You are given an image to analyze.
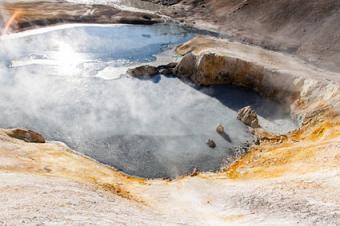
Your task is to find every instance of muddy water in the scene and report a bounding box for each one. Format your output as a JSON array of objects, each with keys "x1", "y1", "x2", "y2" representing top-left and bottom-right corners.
[{"x1": 0, "y1": 24, "x2": 296, "y2": 178}]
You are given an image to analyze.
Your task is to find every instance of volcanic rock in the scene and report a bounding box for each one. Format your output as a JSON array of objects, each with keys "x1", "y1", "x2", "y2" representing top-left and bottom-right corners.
[
  {"x1": 216, "y1": 124, "x2": 225, "y2": 134},
  {"x1": 174, "y1": 53, "x2": 197, "y2": 79},
  {"x1": 157, "y1": 62, "x2": 178, "y2": 76},
  {"x1": 159, "y1": 68, "x2": 173, "y2": 75},
  {"x1": 237, "y1": 106, "x2": 260, "y2": 128},
  {"x1": 4, "y1": 128, "x2": 45, "y2": 143},
  {"x1": 157, "y1": 62, "x2": 178, "y2": 69},
  {"x1": 206, "y1": 139, "x2": 216, "y2": 148},
  {"x1": 127, "y1": 65, "x2": 159, "y2": 77}
]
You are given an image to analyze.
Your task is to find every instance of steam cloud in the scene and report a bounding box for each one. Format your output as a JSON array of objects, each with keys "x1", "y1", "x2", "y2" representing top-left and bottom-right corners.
[{"x1": 0, "y1": 22, "x2": 296, "y2": 178}]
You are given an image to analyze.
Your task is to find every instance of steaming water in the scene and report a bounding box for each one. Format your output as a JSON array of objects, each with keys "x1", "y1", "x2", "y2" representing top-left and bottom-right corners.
[{"x1": 0, "y1": 24, "x2": 296, "y2": 178}]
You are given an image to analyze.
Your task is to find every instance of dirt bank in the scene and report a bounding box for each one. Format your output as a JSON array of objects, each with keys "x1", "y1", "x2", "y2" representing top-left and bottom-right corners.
[{"x1": 0, "y1": 1, "x2": 161, "y2": 33}]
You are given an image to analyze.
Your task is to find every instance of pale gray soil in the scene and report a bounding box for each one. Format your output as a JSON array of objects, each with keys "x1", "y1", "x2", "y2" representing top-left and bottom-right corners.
[
  {"x1": 142, "y1": 0, "x2": 340, "y2": 73},
  {"x1": 1, "y1": 170, "x2": 339, "y2": 226},
  {"x1": 0, "y1": 173, "x2": 180, "y2": 226}
]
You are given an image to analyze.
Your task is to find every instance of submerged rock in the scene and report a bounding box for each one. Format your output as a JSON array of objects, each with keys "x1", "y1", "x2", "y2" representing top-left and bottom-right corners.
[
  {"x1": 237, "y1": 106, "x2": 260, "y2": 128},
  {"x1": 127, "y1": 65, "x2": 159, "y2": 77},
  {"x1": 4, "y1": 128, "x2": 45, "y2": 143}
]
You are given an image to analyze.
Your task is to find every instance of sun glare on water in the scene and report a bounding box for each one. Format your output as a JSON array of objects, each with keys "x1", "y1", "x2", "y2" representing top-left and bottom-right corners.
[
  {"x1": 52, "y1": 42, "x2": 84, "y2": 75},
  {"x1": 2, "y1": 10, "x2": 22, "y2": 35}
]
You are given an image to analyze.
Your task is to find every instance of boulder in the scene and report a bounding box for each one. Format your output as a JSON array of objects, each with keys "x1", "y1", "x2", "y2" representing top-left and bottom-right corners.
[
  {"x1": 157, "y1": 62, "x2": 178, "y2": 69},
  {"x1": 5, "y1": 128, "x2": 45, "y2": 143},
  {"x1": 216, "y1": 124, "x2": 225, "y2": 134},
  {"x1": 159, "y1": 68, "x2": 173, "y2": 75},
  {"x1": 127, "y1": 65, "x2": 159, "y2": 77},
  {"x1": 206, "y1": 139, "x2": 216, "y2": 149},
  {"x1": 237, "y1": 106, "x2": 260, "y2": 128},
  {"x1": 174, "y1": 53, "x2": 197, "y2": 79}
]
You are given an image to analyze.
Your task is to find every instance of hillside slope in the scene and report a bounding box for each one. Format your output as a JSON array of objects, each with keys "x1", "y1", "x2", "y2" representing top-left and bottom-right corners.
[{"x1": 155, "y1": 0, "x2": 340, "y2": 72}]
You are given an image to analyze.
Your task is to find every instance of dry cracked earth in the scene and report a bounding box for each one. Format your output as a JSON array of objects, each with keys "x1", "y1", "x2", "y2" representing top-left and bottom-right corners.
[{"x1": 0, "y1": 0, "x2": 339, "y2": 225}]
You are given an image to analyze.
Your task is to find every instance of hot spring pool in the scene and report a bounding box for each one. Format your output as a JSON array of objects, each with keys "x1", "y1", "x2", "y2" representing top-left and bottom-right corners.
[{"x1": 0, "y1": 24, "x2": 296, "y2": 178}]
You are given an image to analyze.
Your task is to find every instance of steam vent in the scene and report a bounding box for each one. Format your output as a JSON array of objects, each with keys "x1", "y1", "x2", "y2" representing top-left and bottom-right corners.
[{"x1": 0, "y1": 0, "x2": 339, "y2": 225}]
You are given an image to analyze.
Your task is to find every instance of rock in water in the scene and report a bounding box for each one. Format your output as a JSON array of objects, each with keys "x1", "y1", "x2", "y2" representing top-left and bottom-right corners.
[
  {"x1": 5, "y1": 128, "x2": 45, "y2": 143},
  {"x1": 190, "y1": 168, "x2": 199, "y2": 177},
  {"x1": 237, "y1": 106, "x2": 260, "y2": 128},
  {"x1": 207, "y1": 139, "x2": 216, "y2": 148},
  {"x1": 159, "y1": 68, "x2": 173, "y2": 76},
  {"x1": 216, "y1": 124, "x2": 225, "y2": 134},
  {"x1": 157, "y1": 62, "x2": 177, "y2": 70},
  {"x1": 174, "y1": 53, "x2": 197, "y2": 79},
  {"x1": 157, "y1": 62, "x2": 177, "y2": 76},
  {"x1": 127, "y1": 65, "x2": 159, "y2": 77}
]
